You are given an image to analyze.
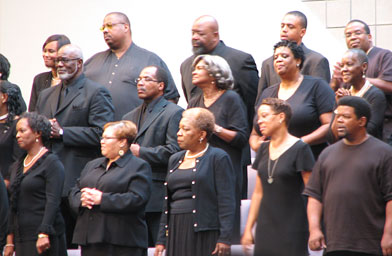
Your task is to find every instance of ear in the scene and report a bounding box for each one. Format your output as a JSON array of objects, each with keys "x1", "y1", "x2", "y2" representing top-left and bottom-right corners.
[
  {"x1": 362, "y1": 62, "x2": 368, "y2": 74},
  {"x1": 158, "y1": 81, "x2": 165, "y2": 92},
  {"x1": 118, "y1": 138, "x2": 127, "y2": 149},
  {"x1": 278, "y1": 112, "x2": 286, "y2": 124},
  {"x1": 358, "y1": 116, "x2": 367, "y2": 127},
  {"x1": 1, "y1": 93, "x2": 8, "y2": 104},
  {"x1": 300, "y1": 27, "x2": 306, "y2": 39},
  {"x1": 77, "y1": 59, "x2": 83, "y2": 69},
  {"x1": 200, "y1": 130, "x2": 207, "y2": 141}
]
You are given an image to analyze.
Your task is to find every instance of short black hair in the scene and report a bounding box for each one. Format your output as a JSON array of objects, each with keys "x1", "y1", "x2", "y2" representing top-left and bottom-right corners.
[
  {"x1": 338, "y1": 96, "x2": 371, "y2": 126},
  {"x1": 286, "y1": 10, "x2": 307, "y2": 29},
  {"x1": 42, "y1": 34, "x2": 71, "y2": 51},
  {"x1": 346, "y1": 48, "x2": 368, "y2": 64},
  {"x1": 274, "y1": 40, "x2": 305, "y2": 70},
  {"x1": 0, "y1": 54, "x2": 11, "y2": 80},
  {"x1": 19, "y1": 112, "x2": 52, "y2": 144},
  {"x1": 347, "y1": 19, "x2": 371, "y2": 34},
  {"x1": 260, "y1": 97, "x2": 293, "y2": 125},
  {"x1": 152, "y1": 65, "x2": 168, "y2": 91}
]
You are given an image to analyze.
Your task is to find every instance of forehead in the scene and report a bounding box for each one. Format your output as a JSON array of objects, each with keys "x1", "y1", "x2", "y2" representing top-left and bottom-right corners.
[
  {"x1": 16, "y1": 118, "x2": 29, "y2": 129},
  {"x1": 192, "y1": 20, "x2": 212, "y2": 33},
  {"x1": 281, "y1": 14, "x2": 301, "y2": 26},
  {"x1": 140, "y1": 67, "x2": 157, "y2": 78},
  {"x1": 44, "y1": 41, "x2": 58, "y2": 50},
  {"x1": 104, "y1": 14, "x2": 121, "y2": 23},
  {"x1": 274, "y1": 46, "x2": 292, "y2": 55},
  {"x1": 336, "y1": 105, "x2": 355, "y2": 114},
  {"x1": 258, "y1": 104, "x2": 272, "y2": 113},
  {"x1": 342, "y1": 51, "x2": 358, "y2": 62},
  {"x1": 103, "y1": 125, "x2": 116, "y2": 135},
  {"x1": 345, "y1": 22, "x2": 366, "y2": 32}
]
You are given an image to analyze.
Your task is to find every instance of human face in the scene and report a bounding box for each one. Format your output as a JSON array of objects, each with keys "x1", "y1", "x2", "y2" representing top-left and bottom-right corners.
[
  {"x1": 257, "y1": 104, "x2": 281, "y2": 136},
  {"x1": 102, "y1": 14, "x2": 127, "y2": 50},
  {"x1": 43, "y1": 41, "x2": 58, "y2": 68},
  {"x1": 191, "y1": 20, "x2": 218, "y2": 55},
  {"x1": 273, "y1": 46, "x2": 300, "y2": 76},
  {"x1": 280, "y1": 14, "x2": 305, "y2": 43},
  {"x1": 137, "y1": 67, "x2": 163, "y2": 102},
  {"x1": 177, "y1": 116, "x2": 203, "y2": 150},
  {"x1": 16, "y1": 118, "x2": 38, "y2": 151},
  {"x1": 56, "y1": 47, "x2": 81, "y2": 81},
  {"x1": 100, "y1": 126, "x2": 122, "y2": 160},
  {"x1": 345, "y1": 22, "x2": 372, "y2": 52},
  {"x1": 341, "y1": 52, "x2": 366, "y2": 85},
  {"x1": 192, "y1": 60, "x2": 213, "y2": 87},
  {"x1": 334, "y1": 105, "x2": 362, "y2": 139}
]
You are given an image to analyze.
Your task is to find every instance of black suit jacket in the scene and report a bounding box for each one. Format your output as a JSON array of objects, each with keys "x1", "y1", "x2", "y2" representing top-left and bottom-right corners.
[
  {"x1": 123, "y1": 97, "x2": 183, "y2": 212},
  {"x1": 29, "y1": 71, "x2": 52, "y2": 112},
  {"x1": 36, "y1": 74, "x2": 115, "y2": 196},
  {"x1": 181, "y1": 40, "x2": 259, "y2": 126}
]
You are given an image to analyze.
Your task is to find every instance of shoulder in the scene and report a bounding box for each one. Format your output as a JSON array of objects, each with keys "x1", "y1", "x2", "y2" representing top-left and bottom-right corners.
[
  {"x1": 130, "y1": 43, "x2": 158, "y2": 58},
  {"x1": 366, "y1": 85, "x2": 386, "y2": 97},
  {"x1": 164, "y1": 100, "x2": 184, "y2": 113},
  {"x1": 122, "y1": 106, "x2": 141, "y2": 121},
  {"x1": 367, "y1": 136, "x2": 392, "y2": 152},
  {"x1": 168, "y1": 151, "x2": 186, "y2": 166},
  {"x1": 33, "y1": 71, "x2": 52, "y2": 81},
  {"x1": 181, "y1": 56, "x2": 194, "y2": 68},
  {"x1": 302, "y1": 75, "x2": 330, "y2": 88},
  {"x1": 262, "y1": 55, "x2": 274, "y2": 66},
  {"x1": 85, "y1": 49, "x2": 111, "y2": 65}
]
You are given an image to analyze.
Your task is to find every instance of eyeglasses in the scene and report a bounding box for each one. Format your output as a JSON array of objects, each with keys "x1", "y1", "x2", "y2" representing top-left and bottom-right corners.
[
  {"x1": 135, "y1": 77, "x2": 160, "y2": 83},
  {"x1": 100, "y1": 22, "x2": 125, "y2": 32},
  {"x1": 100, "y1": 136, "x2": 118, "y2": 141},
  {"x1": 345, "y1": 31, "x2": 367, "y2": 38},
  {"x1": 54, "y1": 58, "x2": 80, "y2": 64}
]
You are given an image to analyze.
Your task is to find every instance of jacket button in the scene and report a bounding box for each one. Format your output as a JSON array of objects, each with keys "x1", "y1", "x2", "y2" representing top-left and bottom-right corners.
[
  {"x1": 192, "y1": 195, "x2": 196, "y2": 199},
  {"x1": 164, "y1": 182, "x2": 167, "y2": 186},
  {"x1": 191, "y1": 181, "x2": 195, "y2": 184},
  {"x1": 165, "y1": 225, "x2": 168, "y2": 228},
  {"x1": 165, "y1": 211, "x2": 168, "y2": 214},
  {"x1": 193, "y1": 210, "x2": 196, "y2": 213},
  {"x1": 194, "y1": 223, "x2": 198, "y2": 227},
  {"x1": 165, "y1": 196, "x2": 168, "y2": 200}
]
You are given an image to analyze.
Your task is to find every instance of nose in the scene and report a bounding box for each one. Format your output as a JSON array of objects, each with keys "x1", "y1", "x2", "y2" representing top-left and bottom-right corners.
[
  {"x1": 192, "y1": 32, "x2": 199, "y2": 41},
  {"x1": 16, "y1": 131, "x2": 21, "y2": 139},
  {"x1": 177, "y1": 129, "x2": 182, "y2": 136}
]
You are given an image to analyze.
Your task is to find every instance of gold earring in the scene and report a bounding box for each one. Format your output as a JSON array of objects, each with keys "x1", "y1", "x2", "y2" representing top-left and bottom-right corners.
[{"x1": 119, "y1": 149, "x2": 124, "y2": 156}]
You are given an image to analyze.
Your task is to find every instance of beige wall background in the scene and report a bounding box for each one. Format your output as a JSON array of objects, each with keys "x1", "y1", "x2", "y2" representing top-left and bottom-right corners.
[{"x1": 0, "y1": 0, "x2": 391, "y2": 109}]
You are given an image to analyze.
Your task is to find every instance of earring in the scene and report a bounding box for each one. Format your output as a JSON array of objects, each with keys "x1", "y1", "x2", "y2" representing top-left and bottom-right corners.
[
  {"x1": 209, "y1": 73, "x2": 213, "y2": 77},
  {"x1": 296, "y1": 63, "x2": 300, "y2": 68},
  {"x1": 35, "y1": 138, "x2": 39, "y2": 143},
  {"x1": 211, "y1": 81, "x2": 215, "y2": 85},
  {"x1": 119, "y1": 149, "x2": 124, "y2": 156},
  {"x1": 199, "y1": 138, "x2": 203, "y2": 143},
  {"x1": 279, "y1": 120, "x2": 282, "y2": 124},
  {"x1": 362, "y1": 72, "x2": 366, "y2": 78}
]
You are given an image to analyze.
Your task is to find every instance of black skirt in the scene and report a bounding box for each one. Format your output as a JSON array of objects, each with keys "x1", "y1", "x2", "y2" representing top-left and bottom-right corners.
[
  {"x1": 81, "y1": 243, "x2": 146, "y2": 256},
  {"x1": 15, "y1": 233, "x2": 67, "y2": 256},
  {"x1": 166, "y1": 213, "x2": 219, "y2": 256}
]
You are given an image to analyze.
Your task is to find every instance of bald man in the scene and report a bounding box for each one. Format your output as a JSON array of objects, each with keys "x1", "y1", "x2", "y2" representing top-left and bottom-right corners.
[
  {"x1": 181, "y1": 15, "x2": 259, "y2": 128},
  {"x1": 85, "y1": 12, "x2": 180, "y2": 120},
  {"x1": 36, "y1": 44, "x2": 115, "y2": 247}
]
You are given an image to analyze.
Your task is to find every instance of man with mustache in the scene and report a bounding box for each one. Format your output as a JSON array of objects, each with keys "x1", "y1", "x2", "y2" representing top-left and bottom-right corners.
[
  {"x1": 84, "y1": 12, "x2": 179, "y2": 121},
  {"x1": 123, "y1": 65, "x2": 183, "y2": 247},
  {"x1": 304, "y1": 96, "x2": 392, "y2": 256},
  {"x1": 36, "y1": 44, "x2": 115, "y2": 248},
  {"x1": 331, "y1": 19, "x2": 392, "y2": 145}
]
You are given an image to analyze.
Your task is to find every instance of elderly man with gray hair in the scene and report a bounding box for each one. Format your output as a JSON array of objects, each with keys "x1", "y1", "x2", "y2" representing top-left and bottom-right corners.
[{"x1": 36, "y1": 44, "x2": 115, "y2": 248}]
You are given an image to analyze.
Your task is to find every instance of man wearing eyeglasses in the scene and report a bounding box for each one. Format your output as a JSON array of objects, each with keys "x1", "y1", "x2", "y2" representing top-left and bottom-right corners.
[
  {"x1": 36, "y1": 44, "x2": 115, "y2": 248},
  {"x1": 331, "y1": 19, "x2": 392, "y2": 145},
  {"x1": 84, "y1": 12, "x2": 180, "y2": 121},
  {"x1": 123, "y1": 65, "x2": 183, "y2": 247}
]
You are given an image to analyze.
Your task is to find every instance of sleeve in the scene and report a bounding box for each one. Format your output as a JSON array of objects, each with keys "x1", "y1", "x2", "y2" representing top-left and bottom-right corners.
[
  {"x1": 295, "y1": 142, "x2": 315, "y2": 172},
  {"x1": 379, "y1": 150, "x2": 392, "y2": 202},
  {"x1": 303, "y1": 155, "x2": 324, "y2": 202},
  {"x1": 28, "y1": 75, "x2": 40, "y2": 112},
  {"x1": 314, "y1": 79, "x2": 335, "y2": 115},
  {"x1": 37, "y1": 157, "x2": 65, "y2": 235},
  {"x1": 378, "y1": 51, "x2": 392, "y2": 83},
  {"x1": 0, "y1": 174, "x2": 9, "y2": 247},
  {"x1": 214, "y1": 151, "x2": 236, "y2": 244},
  {"x1": 365, "y1": 87, "x2": 387, "y2": 137},
  {"x1": 62, "y1": 86, "x2": 115, "y2": 147},
  {"x1": 224, "y1": 93, "x2": 248, "y2": 148},
  {"x1": 100, "y1": 161, "x2": 152, "y2": 213},
  {"x1": 256, "y1": 60, "x2": 272, "y2": 104},
  {"x1": 139, "y1": 108, "x2": 183, "y2": 167},
  {"x1": 310, "y1": 57, "x2": 331, "y2": 83}
]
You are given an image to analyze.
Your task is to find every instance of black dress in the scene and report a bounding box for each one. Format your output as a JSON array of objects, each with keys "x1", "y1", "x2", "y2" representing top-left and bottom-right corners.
[
  {"x1": 252, "y1": 140, "x2": 315, "y2": 256},
  {"x1": 8, "y1": 152, "x2": 66, "y2": 256},
  {"x1": 0, "y1": 119, "x2": 24, "y2": 181}
]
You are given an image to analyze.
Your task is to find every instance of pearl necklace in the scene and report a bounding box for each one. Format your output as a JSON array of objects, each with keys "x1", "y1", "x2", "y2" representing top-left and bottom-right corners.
[
  {"x1": 185, "y1": 143, "x2": 209, "y2": 159},
  {"x1": 23, "y1": 147, "x2": 45, "y2": 167}
]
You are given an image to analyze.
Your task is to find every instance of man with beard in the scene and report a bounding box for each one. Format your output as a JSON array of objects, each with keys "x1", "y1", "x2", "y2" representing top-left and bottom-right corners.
[
  {"x1": 331, "y1": 19, "x2": 392, "y2": 145},
  {"x1": 304, "y1": 96, "x2": 392, "y2": 256},
  {"x1": 255, "y1": 11, "x2": 330, "y2": 104},
  {"x1": 84, "y1": 12, "x2": 179, "y2": 121},
  {"x1": 36, "y1": 44, "x2": 115, "y2": 248},
  {"x1": 123, "y1": 65, "x2": 183, "y2": 247}
]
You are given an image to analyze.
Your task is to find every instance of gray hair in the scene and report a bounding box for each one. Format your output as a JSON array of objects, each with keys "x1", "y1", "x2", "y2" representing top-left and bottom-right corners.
[
  {"x1": 59, "y1": 44, "x2": 83, "y2": 61},
  {"x1": 192, "y1": 55, "x2": 234, "y2": 90}
]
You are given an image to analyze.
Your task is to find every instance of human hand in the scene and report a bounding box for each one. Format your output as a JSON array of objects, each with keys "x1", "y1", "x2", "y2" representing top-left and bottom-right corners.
[
  {"x1": 49, "y1": 118, "x2": 63, "y2": 138},
  {"x1": 381, "y1": 230, "x2": 392, "y2": 256},
  {"x1": 3, "y1": 245, "x2": 14, "y2": 256},
  {"x1": 335, "y1": 88, "x2": 351, "y2": 101},
  {"x1": 130, "y1": 144, "x2": 140, "y2": 157},
  {"x1": 212, "y1": 242, "x2": 231, "y2": 255},
  {"x1": 81, "y1": 188, "x2": 103, "y2": 209},
  {"x1": 154, "y1": 245, "x2": 165, "y2": 256},
  {"x1": 36, "y1": 235, "x2": 50, "y2": 254},
  {"x1": 241, "y1": 230, "x2": 254, "y2": 256},
  {"x1": 308, "y1": 228, "x2": 326, "y2": 251}
]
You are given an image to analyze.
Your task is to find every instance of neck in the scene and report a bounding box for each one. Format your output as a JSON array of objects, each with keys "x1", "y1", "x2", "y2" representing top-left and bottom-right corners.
[
  {"x1": 280, "y1": 72, "x2": 302, "y2": 88},
  {"x1": 351, "y1": 78, "x2": 366, "y2": 92},
  {"x1": 143, "y1": 94, "x2": 162, "y2": 104},
  {"x1": 270, "y1": 127, "x2": 290, "y2": 147},
  {"x1": 343, "y1": 130, "x2": 369, "y2": 145},
  {"x1": 27, "y1": 143, "x2": 45, "y2": 157},
  {"x1": 51, "y1": 68, "x2": 58, "y2": 78},
  {"x1": 63, "y1": 72, "x2": 82, "y2": 86},
  {"x1": 188, "y1": 142, "x2": 208, "y2": 155},
  {"x1": 113, "y1": 38, "x2": 132, "y2": 58},
  {"x1": 202, "y1": 85, "x2": 221, "y2": 98}
]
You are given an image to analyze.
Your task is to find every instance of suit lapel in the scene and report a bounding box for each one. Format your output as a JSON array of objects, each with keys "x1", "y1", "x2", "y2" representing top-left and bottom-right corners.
[
  {"x1": 49, "y1": 85, "x2": 62, "y2": 117},
  {"x1": 55, "y1": 79, "x2": 83, "y2": 115},
  {"x1": 135, "y1": 98, "x2": 167, "y2": 140}
]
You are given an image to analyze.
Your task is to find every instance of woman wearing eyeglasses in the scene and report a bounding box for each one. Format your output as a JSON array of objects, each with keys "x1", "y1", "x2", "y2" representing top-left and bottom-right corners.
[
  {"x1": 69, "y1": 120, "x2": 152, "y2": 256},
  {"x1": 28, "y1": 34, "x2": 70, "y2": 112}
]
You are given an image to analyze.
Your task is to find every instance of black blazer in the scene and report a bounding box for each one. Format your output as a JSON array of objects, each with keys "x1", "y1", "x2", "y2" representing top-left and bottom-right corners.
[
  {"x1": 157, "y1": 146, "x2": 236, "y2": 245},
  {"x1": 123, "y1": 97, "x2": 183, "y2": 212},
  {"x1": 69, "y1": 151, "x2": 152, "y2": 248},
  {"x1": 29, "y1": 71, "x2": 53, "y2": 112},
  {"x1": 36, "y1": 74, "x2": 115, "y2": 196},
  {"x1": 181, "y1": 40, "x2": 259, "y2": 125}
]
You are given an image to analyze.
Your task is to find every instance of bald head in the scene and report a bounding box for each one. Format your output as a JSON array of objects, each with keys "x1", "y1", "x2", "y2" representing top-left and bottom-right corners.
[
  {"x1": 58, "y1": 44, "x2": 83, "y2": 60},
  {"x1": 105, "y1": 12, "x2": 130, "y2": 27},
  {"x1": 191, "y1": 15, "x2": 220, "y2": 54}
]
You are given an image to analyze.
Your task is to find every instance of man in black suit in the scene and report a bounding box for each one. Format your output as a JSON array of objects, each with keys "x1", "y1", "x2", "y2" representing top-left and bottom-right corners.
[
  {"x1": 36, "y1": 44, "x2": 114, "y2": 248},
  {"x1": 256, "y1": 10, "x2": 331, "y2": 104},
  {"x1": 123, "y1": 65, "x2": 183, "y2": 247}
]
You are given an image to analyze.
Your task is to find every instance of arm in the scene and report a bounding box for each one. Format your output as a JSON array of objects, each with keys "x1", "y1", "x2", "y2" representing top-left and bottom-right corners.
[
  {"x1": 301, "y1": 112, "x2": 332, "y2": 145},
  {"x1": 241, "y1": 175, "x2": 262, "y2": 255},
  {"x1": 307, "y1": 197, "x2": 326, "y2": 251},
  {"x1": 249, "y1": 127, "x2": 267, "y2": 152},
  {"x1": 381, "y1": 200, "x2": 392, "y2": 255},
  {"x1": 330, "y1": 61, "x2": 343, "y2": 92},
  {"x1": 62, "y1": 87, "x2": 114, "y2": 147},
  {"x1": 302, "y1": 171, "x2": 311, "y2": 186},
  {"x1": 368, "y1": 78, "x2": 392, "y2": 93},
  {"x1": 365, "y1": 88, "x2": 387, "y2": 137},
  {"x1": 4, "y1": 234, "x2": 14, "y2": 256}
]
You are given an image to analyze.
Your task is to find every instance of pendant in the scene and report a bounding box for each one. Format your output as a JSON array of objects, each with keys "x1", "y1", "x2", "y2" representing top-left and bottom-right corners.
[{"x1": 268, "y1": 177, "x2": 274, "y2": 184}]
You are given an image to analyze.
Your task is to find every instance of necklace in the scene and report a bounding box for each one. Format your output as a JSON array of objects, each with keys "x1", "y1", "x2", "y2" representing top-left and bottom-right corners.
[
  {"x1": 0, "y1": 113, "x2": 8, "y2": 121},
  {"x1": 23, "y1": 147, "x2": 45, "y2": 167},
  {"x1": 185, "y1": 143, "x2": 209, "y2": 159},
  {"x1": 267, "y1": 156, "x2": 280, "y2": 184}
]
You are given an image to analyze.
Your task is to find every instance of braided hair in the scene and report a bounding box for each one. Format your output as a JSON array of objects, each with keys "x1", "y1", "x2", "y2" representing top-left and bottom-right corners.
[{"x1": 0, "y1": 80, "x2": 22, "y2": 127}]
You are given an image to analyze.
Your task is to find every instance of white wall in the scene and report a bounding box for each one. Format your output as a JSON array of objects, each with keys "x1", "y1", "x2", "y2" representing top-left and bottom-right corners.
[{"x1": 0, "y1": 0, "x2": 346, "y2": 109}]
